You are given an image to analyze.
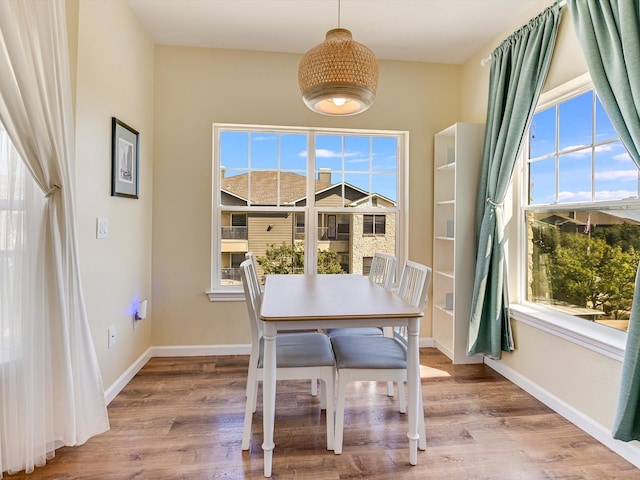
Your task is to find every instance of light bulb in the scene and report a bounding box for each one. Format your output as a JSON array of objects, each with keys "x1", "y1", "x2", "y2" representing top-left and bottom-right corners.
[{"x1": 332, "y1": 97, "x2": 346, "y2": 106}]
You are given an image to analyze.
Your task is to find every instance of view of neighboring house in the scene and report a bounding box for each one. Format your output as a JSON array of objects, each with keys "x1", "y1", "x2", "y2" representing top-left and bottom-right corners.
[{"x1": 219, "y1": 169, "x2": 396, "y2": 283}]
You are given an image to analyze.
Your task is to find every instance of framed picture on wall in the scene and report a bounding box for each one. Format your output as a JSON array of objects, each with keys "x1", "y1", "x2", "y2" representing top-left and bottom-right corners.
[{"x1": 111, "y1": 117, "x2": 139, "y2": 198}]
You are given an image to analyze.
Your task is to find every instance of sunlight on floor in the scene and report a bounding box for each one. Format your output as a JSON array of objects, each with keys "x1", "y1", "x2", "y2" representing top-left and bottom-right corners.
[{"x1": 420, "y1": 364, "x2": 451, "y2": 379}]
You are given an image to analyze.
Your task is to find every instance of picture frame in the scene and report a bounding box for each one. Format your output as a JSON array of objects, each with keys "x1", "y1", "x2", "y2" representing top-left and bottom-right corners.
[{"x1": 111, "y1": 117, "x2": 139, "y2": 198}]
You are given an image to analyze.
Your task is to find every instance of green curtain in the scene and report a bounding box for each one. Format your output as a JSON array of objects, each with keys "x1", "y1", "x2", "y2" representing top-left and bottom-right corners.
[
  {"x1": 467, "y1": 2, "x2": 563, "y2": 358},
  {"x1": 567, "y1": 0, "x2": 640, "y2": 442}
]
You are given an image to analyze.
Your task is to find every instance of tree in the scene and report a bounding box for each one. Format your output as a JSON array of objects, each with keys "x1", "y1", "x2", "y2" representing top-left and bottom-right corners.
[
  {"x1": 257, "y1": 243, "x2": 345, "y2": 275},
  {"x1": 529, "y1": 219, "x2": 560, "y2": 301},
  {"x1": 317, "y1": 249, "x2": 345, "y2": 274},
  {"x1": 532, "y1": 225, "x2": 639, "y2": 318}
]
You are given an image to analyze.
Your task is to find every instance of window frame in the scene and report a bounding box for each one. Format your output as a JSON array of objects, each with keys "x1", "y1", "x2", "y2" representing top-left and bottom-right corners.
[
  {"x1": 363, "y1": 214, "x2": 386, "y2": 236},
  {"x1": 207, "y1": 123, "x2": 409, "y2": 301},
  {"x1": 511, "y1": 73, "x2": 628, "y2": 360}
]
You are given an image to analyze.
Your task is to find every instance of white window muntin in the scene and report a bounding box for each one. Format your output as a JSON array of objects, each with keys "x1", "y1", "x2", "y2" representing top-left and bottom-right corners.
[
  {"x1": 209, "y1": 124, "x2": 407, "y2": 300},
  {"x1": 514, "y1": 73, "x2": 636, "y2": 352}
]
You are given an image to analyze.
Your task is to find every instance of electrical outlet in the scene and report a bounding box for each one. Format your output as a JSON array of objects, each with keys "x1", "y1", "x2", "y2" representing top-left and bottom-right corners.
[{"x1": 108, "y1": 325, "x2": 116, "y2": 348}]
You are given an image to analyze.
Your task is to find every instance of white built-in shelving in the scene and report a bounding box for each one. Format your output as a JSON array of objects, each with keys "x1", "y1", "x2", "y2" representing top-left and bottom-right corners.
[{"x1": 432, "y1": 122, "x2": 485, "y2": 364}]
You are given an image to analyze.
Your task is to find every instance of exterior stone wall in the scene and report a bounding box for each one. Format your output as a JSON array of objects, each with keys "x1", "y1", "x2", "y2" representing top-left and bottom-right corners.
[{"x1": 351, "y1": 213, "x2": 396, "y2": 275}]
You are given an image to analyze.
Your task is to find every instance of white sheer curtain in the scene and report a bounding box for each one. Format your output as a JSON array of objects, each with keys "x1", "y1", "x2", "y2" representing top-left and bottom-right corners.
[{"x1": 0, "y1": 0, "x2": 109, "y2": 476}]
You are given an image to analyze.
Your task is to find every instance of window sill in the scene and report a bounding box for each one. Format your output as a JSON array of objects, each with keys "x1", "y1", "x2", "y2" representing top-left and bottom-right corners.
[
  {"x1": 206, "y1": 288, "x2": 245, "y2": 302},
  {"x1": 509, "y1": 303, "x2": 626, "y2": 362}
]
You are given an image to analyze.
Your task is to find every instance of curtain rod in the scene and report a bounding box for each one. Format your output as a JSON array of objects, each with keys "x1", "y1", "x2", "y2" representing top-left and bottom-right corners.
[{"x1": 480, "y1": 0, "x2": 566, "y2": 67}]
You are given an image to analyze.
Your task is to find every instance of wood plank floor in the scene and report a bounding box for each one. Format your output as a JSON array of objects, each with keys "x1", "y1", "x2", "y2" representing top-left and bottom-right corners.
[{"x1": 7, "y1": 348, "x2": 638, "y2": 479}]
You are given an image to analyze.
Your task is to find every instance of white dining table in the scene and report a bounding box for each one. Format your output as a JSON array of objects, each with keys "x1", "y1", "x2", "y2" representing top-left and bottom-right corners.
[{"x1": 259, "y1": 273, "x2": 424, "y2": 478}]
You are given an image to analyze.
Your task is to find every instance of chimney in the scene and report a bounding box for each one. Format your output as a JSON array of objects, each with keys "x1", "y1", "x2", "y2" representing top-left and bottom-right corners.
[{"x1": 318, "y1": 167, "x2": 331, "y2": 183}]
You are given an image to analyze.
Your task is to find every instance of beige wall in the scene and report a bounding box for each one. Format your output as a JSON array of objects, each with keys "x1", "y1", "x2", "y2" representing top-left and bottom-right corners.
[
  {"x1": 75, "y1": 0, "x2": 154, "y2": 388},
  {"x1": 151, "y1": 47, "x2": 460, "y2": 346},
  {"x1": 70, "y1": 0, "x2": 628, "y2": 455},
  {"x1": 460, "y1": 0, "x2": 627, "y2": 437}
]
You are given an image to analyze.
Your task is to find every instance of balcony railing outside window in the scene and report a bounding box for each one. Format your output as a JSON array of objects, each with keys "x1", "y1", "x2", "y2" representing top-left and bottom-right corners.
[
  {"x1": 317, "y1": 227, "x2": 349, "y2": 241},
  {"x1": 221, "y1": 267, "x2": 242, "y2": 283},
  {"x1": 221, "y1": 226, "x2": 248, "y2": 240}
]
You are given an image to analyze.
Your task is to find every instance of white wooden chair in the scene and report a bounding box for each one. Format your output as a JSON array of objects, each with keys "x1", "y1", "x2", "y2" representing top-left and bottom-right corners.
[
  {"x1": 329, "y1": 259, "x2": 431, "y2": 454},
  {"x1": 325, "y1": 251, "x2": 397, "y2": 396},
  {"x1": 245, "y1": 251, "x2": 320, "y2": 395},
  {"x1": 240, "y1": 258, "x2": 336, "y2": 451},
  {"x1": 367, "y1": 251, "x2": 397, "y2": 289},
  {"x1": 325, "y1": 252, "x2": 397, "y2": 338}
]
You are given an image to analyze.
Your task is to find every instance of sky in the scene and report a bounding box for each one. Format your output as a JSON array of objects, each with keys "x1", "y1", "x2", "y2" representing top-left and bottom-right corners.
[
  {"x1": 529, "y1": 90, "x2": 639, "y2": 205},
  {"x1": 219, "y1": 131, "x2": 398, "y2": 202},
  {"x1": 218, "y1": 90, "x2": 640, "y2": 210}
]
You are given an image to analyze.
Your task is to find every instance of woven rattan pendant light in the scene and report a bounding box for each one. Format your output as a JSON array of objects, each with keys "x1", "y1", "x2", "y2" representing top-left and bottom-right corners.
[{"x1": 298, "y1": 1, "x2": 378, "y2": 116}]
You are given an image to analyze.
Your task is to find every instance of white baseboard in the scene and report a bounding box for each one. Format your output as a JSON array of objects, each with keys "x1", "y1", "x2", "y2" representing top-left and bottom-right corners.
[
  {"x1": 150, "y1": 344, "x2": 251, "y2": 357},
  {"x1": 103, "y1": 339, "x2": 432, "y2": 405},
  {"x1": 432, "y1": 339, "x2": 453, "y2": 359},
  {"x1": 104, "y1": 347, "x2": 153, "y2": 405},
  {"x1": 103, "y1": 344, "x2": 250, "y2": 404},
  {"x1": 484, "y1": 356, "x2": 640, "y2": 469}
]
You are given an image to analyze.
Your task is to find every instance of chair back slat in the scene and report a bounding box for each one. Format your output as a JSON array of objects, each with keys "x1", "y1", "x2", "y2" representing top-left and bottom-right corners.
[
  {"x1": 240, "y1": 257, "x2": 263, "y2": 341},
  {"x1": 245, "y1": 251, "x2": 263, "y2": 291},
  {"x1": 368, "y1": 252, "x2": 397, "y2": 290},
  {"x1": 393, "y1": 260, "x2": 432, "y2": 346}
]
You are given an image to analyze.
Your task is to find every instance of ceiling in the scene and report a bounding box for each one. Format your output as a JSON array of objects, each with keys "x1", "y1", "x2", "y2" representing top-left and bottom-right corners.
[{"x1": 126, "y1": 0, "x2": 543, "y2": 65}]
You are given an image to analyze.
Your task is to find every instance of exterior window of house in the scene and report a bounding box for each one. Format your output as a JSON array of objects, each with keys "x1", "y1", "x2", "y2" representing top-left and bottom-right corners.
[
  {"x1": 362, "y1": 256, "x2": 373, "y2": 276},
  {"x1": 210, "y1": 124, "x2": 406, "y2": 297},
  {"x1": 363, "y1": 214, "x2": 386, "y2": 235},
  {"x1": 327, "y1": 214, "x2": 337, "y2": 239},
  {"x1": 293, "y1": 213, "x2": 304, "y2": 240},
  {"x1": 522, "y1": 81, "x2": 640, "y2": 333}
]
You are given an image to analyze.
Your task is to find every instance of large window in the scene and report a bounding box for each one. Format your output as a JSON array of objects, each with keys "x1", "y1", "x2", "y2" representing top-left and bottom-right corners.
[
  {"x1": 523, "y1": 79, "x2": 640, "y2": 333},
  {"x1": 209, "y1": 124, "x2": 406, "y2": 298}
]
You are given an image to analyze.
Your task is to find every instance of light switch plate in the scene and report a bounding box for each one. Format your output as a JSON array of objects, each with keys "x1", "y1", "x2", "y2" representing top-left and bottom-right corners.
[{"x1": 97, "y1": 217, "x2": 109, "y2": 239}]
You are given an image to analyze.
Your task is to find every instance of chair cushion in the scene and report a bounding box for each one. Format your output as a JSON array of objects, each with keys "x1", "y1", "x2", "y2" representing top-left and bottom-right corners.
[
  {"x1": 258, "y1": 333, "x2": 335, "y2": 368},
  {"x1": 331, "y1": 335, "x2": 407, "y2": 369},
  {"x1": 325, "y1": 327, "x2": 384, "y2": 337}
]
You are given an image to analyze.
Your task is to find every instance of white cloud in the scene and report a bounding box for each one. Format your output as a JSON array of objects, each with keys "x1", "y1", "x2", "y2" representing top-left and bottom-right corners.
[
  {"x1": 612, "y1": 151, "x2": 632, "y2": 162},
  {"x1": 594, "y1": 190, "x2": 639, "y2": 201},
  {"x1": 557, "y1": 190, "x2": 591, "y2": 202},
  {"x1": 595, "y1": 144, "x2": 615, "y2": 154},
  {"x1": 315, "y1": 148, "x2": 342, "y2": 158},
  {"x1": 562, "y1": 146, "x2": 591, "y2": 158},
  {"x1": 561, "y1": 144, "x2": 614, "y2": 159},
  {"x1": 253, "y1": 135, "x2": 274, "y2": 141},
  {"x1": 299, "y1": 148, "x2": 361, "y2": 159},
  {"x1": 557, "y1": 189, "x2": 638, "y2": 202},
  {"x1": 595, "y1": 169, "x2": 639, "y2": 181},
  {"x1": 346, "y1": 157, "x2": 370, "y2": 164}
]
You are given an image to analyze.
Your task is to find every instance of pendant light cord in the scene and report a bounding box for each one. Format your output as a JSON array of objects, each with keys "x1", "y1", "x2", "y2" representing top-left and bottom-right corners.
[{"x1": 337, "y1": 0, "x2": 341, "y2": 28}]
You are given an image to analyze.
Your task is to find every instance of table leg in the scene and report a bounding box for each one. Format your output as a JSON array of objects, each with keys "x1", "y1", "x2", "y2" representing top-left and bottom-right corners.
[
  {"x1": 406, "y1": 317, "x2": 420, "y2": 465},
  {"x1": 262, "y1": 322, "x2": 277, "y2": 477}
]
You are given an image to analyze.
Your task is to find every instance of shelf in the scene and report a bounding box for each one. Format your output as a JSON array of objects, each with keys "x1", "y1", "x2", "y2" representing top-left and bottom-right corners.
[
  {"x1": 435, "y1": 162, "x2": 455, "y2": 171},
  {"x1": 434, "y1": 269, "x2": 454, "y2": 279},
  {"x1": 432, "y1": 122, "x2": 485, "y2": 365},
  {"x1": 434, "y1": 305, "x2": 454, "y2": 316}
]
